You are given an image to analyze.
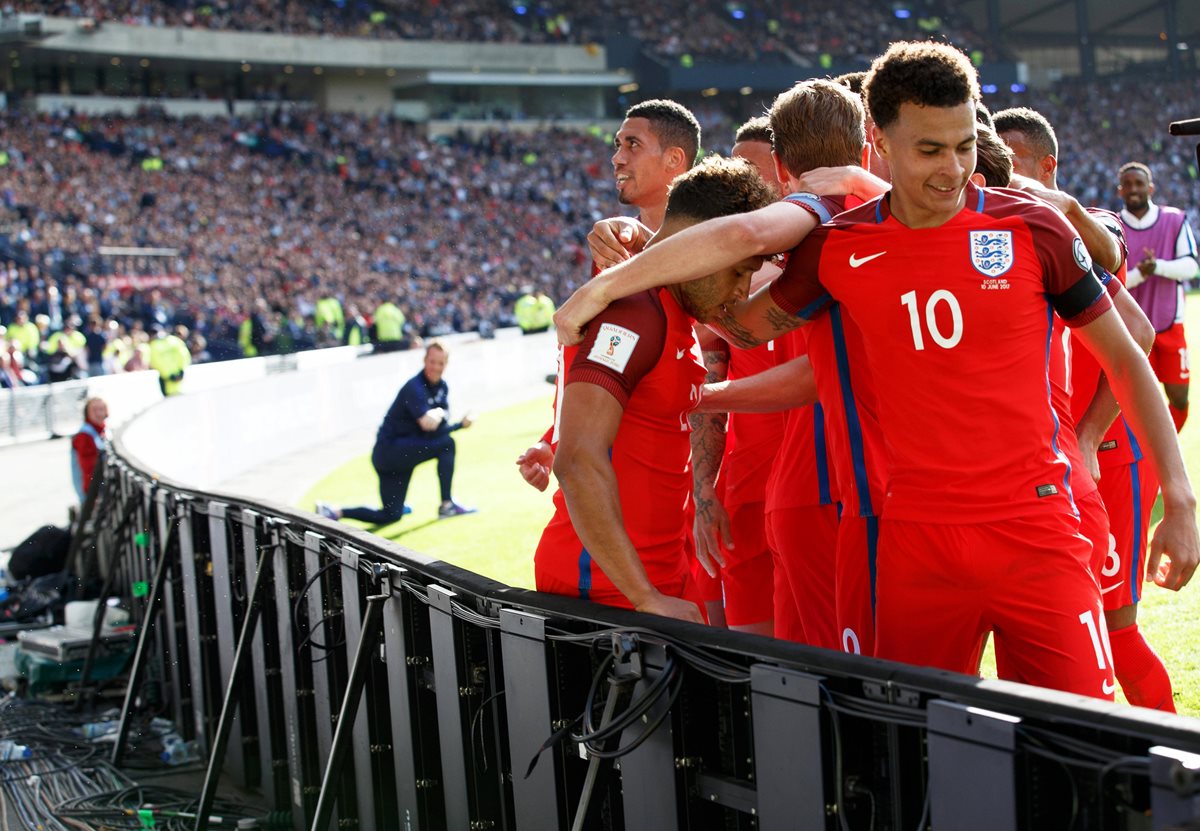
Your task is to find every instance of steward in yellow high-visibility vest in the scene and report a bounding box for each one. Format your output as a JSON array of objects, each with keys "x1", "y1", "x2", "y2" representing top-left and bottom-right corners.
[{"x1": 148, "y1": 328, "x2": 191, "y2": 396}]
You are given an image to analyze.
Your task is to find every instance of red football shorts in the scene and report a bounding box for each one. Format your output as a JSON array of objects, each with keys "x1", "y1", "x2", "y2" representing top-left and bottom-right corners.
[
  {"x1": 691, "y1": 553, "x2": 724, "y2": 604},
  {"x1": 537, "y1": 563, "x2": 706, "y2": 620},
  {"x1": 721, "y1": 501, "x2": 774, "y2": 627},
  {"x1": 1148, "y1": 322, "x2": 1189, "y2": 386},
  {"x1": 835, "y1": 513, "x2": 878, "y2": 657},
  {"x1": 1076, "y1": 489, "x2": 1111, "y2": 578},
  {"x1": 1097, "y1": 458, "x2": 1159, "y2": 610},
  {"x1": 765, "y1": 503, "x2": 839, "y2": 649},
  {"x1": 875, "y1": 513, "x2": 1115, "y2": 700}
]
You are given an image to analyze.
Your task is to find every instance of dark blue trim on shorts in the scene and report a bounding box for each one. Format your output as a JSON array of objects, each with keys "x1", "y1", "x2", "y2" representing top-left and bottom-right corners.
[
  {"x1": 830, "y1": 305, "x2": 876, "y2": 518},
  {"x1": 577, "y1": 547, "x2": 592, "y2": 600},
  {"x1": 814, "y1": 403, "x2": 833, "y2": 505},
  {"x1": 866, "y1": 514, "x2": 879, "y2": 618},
  {"x1": 1125, "y1": 422, "x2": 1146, "y2": 605}
]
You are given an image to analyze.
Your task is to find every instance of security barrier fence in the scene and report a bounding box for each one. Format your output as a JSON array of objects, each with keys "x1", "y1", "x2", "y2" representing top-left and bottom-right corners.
[
  {"x1": 78, "y1": 443, "x2": 1200, "y2": 831},
  {"x1": 0, "y1": 379, "x2": 90, "y2": 442}
]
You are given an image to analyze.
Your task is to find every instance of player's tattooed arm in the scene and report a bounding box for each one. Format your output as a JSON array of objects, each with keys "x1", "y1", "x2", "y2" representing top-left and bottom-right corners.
[
  {"x1": 689, "y1": 336, "x2": 732, "y2": 576},
  {"x1": 709, "y1": 296, "x2": 803, "y2": 350}
]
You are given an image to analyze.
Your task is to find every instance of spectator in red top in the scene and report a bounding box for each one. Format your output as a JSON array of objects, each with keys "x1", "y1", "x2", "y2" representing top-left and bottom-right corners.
[{"x1": 71, "y1": 397, "x2": 109, "y2": 502}]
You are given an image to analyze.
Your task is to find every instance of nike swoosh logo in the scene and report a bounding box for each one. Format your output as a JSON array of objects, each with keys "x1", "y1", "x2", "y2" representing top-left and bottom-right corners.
[
  {"x1": 676, "y1": 349, "x2": 687, "y2": 359},
  {"x1": 1102, "y1": 679, "x2": 1116, "y2": 695},
  {"x1": 1100, "y1": 582, "x2": 1123, "y2": 595},
  {"x1": 849, "y1": 251, "x2": 887, "y2": 268}
]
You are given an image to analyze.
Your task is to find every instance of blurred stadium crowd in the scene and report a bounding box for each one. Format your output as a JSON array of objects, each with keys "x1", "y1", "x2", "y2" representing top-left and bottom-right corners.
[
  {"x1": 14, "y1": 0, "x2": 998, "y2": 65},
  {"x1": 0, "y1": 1, "x2": 1196, "y2": 386}
]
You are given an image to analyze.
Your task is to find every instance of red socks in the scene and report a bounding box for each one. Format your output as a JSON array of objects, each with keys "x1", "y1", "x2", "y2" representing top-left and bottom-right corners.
[
  {"x1": 1109, "y1": 622, "x2": 1176, "y2": 712},
  {"x1": 1169, "y1": 404, "x2": 1188, "y2": 433}
]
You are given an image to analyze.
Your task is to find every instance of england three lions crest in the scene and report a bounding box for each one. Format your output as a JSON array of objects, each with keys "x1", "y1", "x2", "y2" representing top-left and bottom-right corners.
[{"x1": 969, "y1": 230, "x2": 1014, "y2": 277}]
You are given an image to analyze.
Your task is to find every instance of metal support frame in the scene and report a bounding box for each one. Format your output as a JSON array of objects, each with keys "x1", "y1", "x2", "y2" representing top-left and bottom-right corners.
[
  {"x1": 749, "y1": 665, "x2": 827, "y2": 831},
  {"x1": 337, "y1": 546, "x2": 378, "y2": 830},
  {"x1": 927, "y1": 700, "x2": 1020, "y2": 830},
  {"x1": 1150, "y1": 746, "x2": 1200, "y2": 831},
  {"x1": 195, "y1": 530, "x2": 279, "y2": 831},
  {"x1": 276, "y1": 525, "x2": 318, "y2": 831},
  {"x1": 207, "y1": 502, "x2": 254, "y2": 787},
  {"x1": 380, "y1": 565, "x2": 426, "y2": 831},
  {"x1": 310, "y1": 565, "x2": 387, "y2": 831},
  {"x1": 499, "y1": 609, "x2": 563, "y2": 829},
  {"x1": 302, "y1": 531, "x2": 340, "y2": 828},
  {"x1": 619, "y1": 643, "x2": 681, "y2": 831},
  {"x1": 428, "y1": 584, "x2": 471, "y2": 830},
  {"x1": 110, "y1": 493, "x2": 176, "y2": 766}
]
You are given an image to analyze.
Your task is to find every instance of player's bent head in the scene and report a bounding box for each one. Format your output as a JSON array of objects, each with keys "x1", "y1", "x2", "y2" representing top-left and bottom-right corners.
[
  {"x1": 864, "y1": 41, "x2": 980, "y2": 131},
  {"x1": 993, "y1": 106, "x2": 1058, "y2": 183},
  {"x1": 663, "y1": 155, "x2": 776, "y2": 226},
  {"x1": 734, "y1": 116, "x2": 772, "y2": 146},
  {"x1": 769, "y1": 79, "x2": 865, "y2": 178},
  {"x1": 625, "y1": 99, "x2": 702, "y2": 170},
  {"x1": 972, "y1": 123, "x2": 1013, "y2": 188},
  {"x1": 732, "y1": 116, "x2": 779, "y2": 193},
  {"x1": 833, "y1": 71, "x2": 866, "y2": 96},
  {"x1": 659, "y1": 156, "x2": 776, "y2": 322}
]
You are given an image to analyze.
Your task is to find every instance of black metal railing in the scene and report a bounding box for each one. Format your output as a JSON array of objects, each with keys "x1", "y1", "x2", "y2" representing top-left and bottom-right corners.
[{"x1": 81, "y1": 441, "x2": 1200, "y2": 831}]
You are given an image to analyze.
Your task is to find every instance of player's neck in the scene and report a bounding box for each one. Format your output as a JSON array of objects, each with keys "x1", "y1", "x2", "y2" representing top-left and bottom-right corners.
[
  {"x1": 889, "y1": 191, "x2": 967, "y2": 229},
  {"x1": 1127, "y1": 202, "x2": 1151, "y2": 220},
  {"x1": 639, "y1": 202, "x2": 667, "y2": 233}
]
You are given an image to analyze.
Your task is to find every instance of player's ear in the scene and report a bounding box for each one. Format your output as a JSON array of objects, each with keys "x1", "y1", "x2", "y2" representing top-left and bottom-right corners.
[
  {"x1": 1042, "y1": 154, "x2": 1057, "y2": 181},
  {"x1": 665, "y1": 146, "x2": 687, "y2": 173},
  {"x1": 772, "y1": 150, "x2": 789, "y2": 188},
  {"x1": 969, "y1": 172, "x2": 986, "y2": 188},
  {"x1": 871, "y1": 123, "x2": 890, "y2": 162}
]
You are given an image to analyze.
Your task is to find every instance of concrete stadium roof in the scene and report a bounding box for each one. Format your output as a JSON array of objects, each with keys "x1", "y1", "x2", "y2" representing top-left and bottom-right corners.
[{"x1": 957, "y1": 0, "x2": 1198, "y2": 50}]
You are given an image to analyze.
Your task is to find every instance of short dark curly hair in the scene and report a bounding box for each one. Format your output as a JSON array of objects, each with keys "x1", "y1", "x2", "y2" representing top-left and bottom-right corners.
[
  {"x1": 993, "y1": 106, "x2": 1058, "y2": 159},
  {"x1": 734, "y1": 116, "x2": 773, "y2": 146},
  {"x1": 973, "y1": 123, "x2": 1013, "y2": 188},
  {"x1": 864, "y1": 41, "x2": 980, "y2": 130},
  {"x1": 625, "y1": 99, "x2": 702, "y2": 168},
  {"x1": 664, "y1": 155, "x2": 777, "y2": 224}
]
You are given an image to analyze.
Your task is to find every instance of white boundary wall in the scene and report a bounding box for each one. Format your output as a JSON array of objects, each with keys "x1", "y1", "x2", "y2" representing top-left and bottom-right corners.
[{"x1": 119, "y1": 330, "x2": 556, "y2": 489}]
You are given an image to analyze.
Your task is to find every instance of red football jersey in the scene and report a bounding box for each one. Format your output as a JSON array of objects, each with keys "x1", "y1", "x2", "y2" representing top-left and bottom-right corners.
[
  {"x1": 536, "y1": 287, "x2": 705, "y2": 598},
  {"x1": 771, "y1": 184, "x2": 1112, "y2": 523},
  {"x1": 721, "y1": 339, "x2": 786, "y2": 508},
  {"x1": 763, "y1": 330, "x2": 839, "y2": 513},
  {"x1": 1069, "y1": 210, "x2": 1140, "y2": 470},
  {"x1": 802, "y1": 304, "x2": 887, "y2": 519}
]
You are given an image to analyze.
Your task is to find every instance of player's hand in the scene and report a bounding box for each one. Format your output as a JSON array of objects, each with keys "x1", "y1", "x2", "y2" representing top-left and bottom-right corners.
[
  {"x1": 795, "y1": 165, "x2": 889, "y2": 200},
  {"x1": 692, "y1": 485, "x2": 731, "y2": 578},
  {"x1": 1076, "y1": 435, "x2": 1102, "y2": 484},
  {"x1": 515, "y1": 441, "x2": 554, "y2": 492},
  {"x1": 1146, "y1": 506, "x2": 1200, "y2": 591},
  {"x1": 554, "y1": 282, "x2": 608, "y2": 347},
  {"x1": 460, "y1": 411, "x2": 474, "y2": 429},
  {"x1": 1010, "y1": 175, "x2": 1076, "y2": 215},
  {"x1": 587, "y1": 217, "x2": 650, "y2": 269},
  {"x1": 635, "y1": 591, "x2": 706, "y2": 624}
]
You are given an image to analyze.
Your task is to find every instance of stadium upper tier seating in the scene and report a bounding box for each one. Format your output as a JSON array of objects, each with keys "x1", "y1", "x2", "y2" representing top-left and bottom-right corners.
[{"x1": 15, "y1": 0, "x2": 1000, "y2": 64}]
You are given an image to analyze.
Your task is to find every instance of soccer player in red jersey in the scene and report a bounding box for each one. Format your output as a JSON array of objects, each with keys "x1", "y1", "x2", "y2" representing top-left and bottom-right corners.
[
  {"x1": 535, "y1": 157, "x2": 774, "y2": 621},
  {"x1": 517, "y1": 101, "x2": 701, "y2": 491},
  {"x1": 996, "y1": 106, "x2": 1176, "y2": 710},
  {"x1": 556, "y1": 43, "x2": 1199, "y2": 698}
]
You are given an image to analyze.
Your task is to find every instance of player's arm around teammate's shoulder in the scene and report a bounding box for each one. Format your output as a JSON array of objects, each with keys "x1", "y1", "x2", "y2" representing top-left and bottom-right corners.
[
  {"x1": 553, "y1": 382, "x2": 704, "y2": 623},
  {"x1": 555, "y1": 202, "x2": 820, "y2": 347}
]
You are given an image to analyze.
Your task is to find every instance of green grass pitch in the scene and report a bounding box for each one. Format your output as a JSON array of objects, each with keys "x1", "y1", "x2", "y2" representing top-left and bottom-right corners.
[{"x1": 302, "y1": 306, "x2": 1200, "y2": 716}]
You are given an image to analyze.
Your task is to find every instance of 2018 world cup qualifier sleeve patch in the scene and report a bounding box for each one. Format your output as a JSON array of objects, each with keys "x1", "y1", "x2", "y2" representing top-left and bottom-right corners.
[{"x1": 588, "y1": 323, "x2": 640, "y2": 374}]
